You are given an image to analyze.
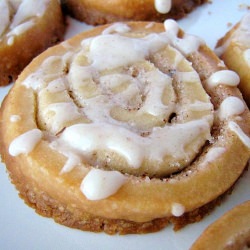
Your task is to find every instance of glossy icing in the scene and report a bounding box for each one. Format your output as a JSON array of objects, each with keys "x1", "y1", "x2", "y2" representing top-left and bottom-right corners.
[
  {"x1": 228, "y1": 121, "x2": 250, "y2": 149},
  {"x1": 9, "y1": 129, "x2": 42, "y2": 156},
  {"x1": 206, "y1": 70, "x2": 240, "y2": 89},
  {"x1": 154, "y1": 0, "x2": 172, "y2": 14},
  {"x1": 217, "y1": 96, "x2": 245, "y2": 120},
  {"x1": 80, "y1": 169, "x2": 127, "y2": 200}
]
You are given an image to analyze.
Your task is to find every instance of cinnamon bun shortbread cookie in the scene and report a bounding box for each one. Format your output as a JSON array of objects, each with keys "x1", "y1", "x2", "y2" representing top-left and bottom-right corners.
[
  {"x1": 61, "y1": 0, "x2": 208, "y2": 25},
  {"x1": 0, "y1": 0, "x2": 65, "y2": 86},
  {"x1": 0, "y1": 20, "x2": 250, "y2": 234},
  {"x1": 191, "y1": 200, "x2": 250, "y2": 250},
  {"x1": 216, "y1": 13, "x2": 250, "y2": 107}
]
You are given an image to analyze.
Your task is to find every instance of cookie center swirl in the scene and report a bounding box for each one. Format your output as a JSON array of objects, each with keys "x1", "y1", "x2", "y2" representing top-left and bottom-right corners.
[{"x1": 32, "y1": 23, "x2": 214, "y2": 177}]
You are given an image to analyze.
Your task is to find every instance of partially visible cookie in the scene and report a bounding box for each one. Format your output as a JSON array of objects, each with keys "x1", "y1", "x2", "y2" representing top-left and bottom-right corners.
[
  {"x1": 191, "y1": 200, "x2": 250, "y2": 250},
  {"x1": 216, "y1": 13, "x2": 250, "y2": 107},
  {"x1": 0, "y1": 0, "x2": 65, "y2": 86},
  {"x1": 61, "y1": 0, "x2": 208, "y2": 25}
]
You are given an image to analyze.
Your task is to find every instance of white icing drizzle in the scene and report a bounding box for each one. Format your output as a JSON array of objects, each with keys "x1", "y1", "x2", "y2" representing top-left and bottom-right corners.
[
  {"x1": 9, "y1": 129, "x2": 42, "y2": 156},
  {"x1": 23, "y1": 52, "x2": 73, "y2": 91},
  {"x1": 164, "y1": 19, "x2": 179, "y2": 35},
  {"x1": 88, "y1": 35, "x2": 150, "y2": 71},
  {"x1": 80, "y1": 169, "x2": 127, "y2": 200},
  {"x1": 50, "y1": 140, "x2": 82, "y2": 174},
  {"x1": 46, "y1": 78, "x2": 66, "y2": 93},
  {"x1": 154, "y1": 0, "x2": 172, "y2": 14},
  {"x1": 84, "y1": 31, "x2": 185, "y2": 71},
  {"x1": 0, "y1": 0, "x2": 49, "y2": 43},
  {"x1": 60, "y1": 120, "x2": 210, "y2": 169},
  {"x1": 7, "y1": 36, "x2": 14, "y2": 46},
  {"x1": 102, "y1": 22, "x2": 131, "y2": 35},
  {"x1": 44, "y1": 102, "x2": 82, "y2": 134},
  {"x1": 10, "y1": 114, "x2": 21, "y2": 122},
  {"x1": 206, "y1": 70, "x2": 240, "y2": 89},
  {"x1": 0, "y1": 0, "x2": 10, "y2": 37},
  {"x1": 171, "y1": 203, "x2": 185, "y2": 217},
  {"x1": 7, "y1": 20, "x2": 34, "y2": 40},
  {"x1": 61, "y1": 153, "x2": 81, "y2": 174},
  {"x1": 22, "y1": 72, "x2": 47, "y2": 91},
  {"x1": 173, "y1": 34, "x2": 204, "y2": 56},
  {"x1": 201, "y1": 147, "x2": 226, "y2": 167},
  {"x1": 228, "y1": 121, "x2": 250, "y2": 148},
  {"x1": 243, "y1": 48, "x2": 250, "y2": 67},
  {"x1": 137, "y1": 70, "x2": 173, "y2": 116},
  {"x1": 217, "y1": 96, "x2": 245, "y2": 120},
  {"x1": 10, "y1": 0, "x2": 48, "y2": 28}
]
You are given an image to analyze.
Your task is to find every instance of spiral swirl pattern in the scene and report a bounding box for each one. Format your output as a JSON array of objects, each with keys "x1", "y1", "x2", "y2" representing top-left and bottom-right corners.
[
  {"x1": 25, "y1": 21, "x2": 214, "y2": 178},
  {"x1": 1, "y1": 21, "x2": 250, "y2": 234}
]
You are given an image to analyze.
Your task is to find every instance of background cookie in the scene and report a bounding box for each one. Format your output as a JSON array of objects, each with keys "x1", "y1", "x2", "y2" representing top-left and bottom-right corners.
[
  {"x1": 61, "y1": 0, "x2": 208, "y2": 25},
  {"x1": 216, "y1": 13, "x2": 250, "y2": 107},
  {"x1": 0, "y1": 0, "x2": 65, "y2": 86},
  {"x1": 191, "y1": 201, "x2": 250, "y2": 250}
]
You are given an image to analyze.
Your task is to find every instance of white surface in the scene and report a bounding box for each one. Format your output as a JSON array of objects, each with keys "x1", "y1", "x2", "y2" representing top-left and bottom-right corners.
[{"x1": 0, "y1": 1, "x2": 250, "y2": 250}]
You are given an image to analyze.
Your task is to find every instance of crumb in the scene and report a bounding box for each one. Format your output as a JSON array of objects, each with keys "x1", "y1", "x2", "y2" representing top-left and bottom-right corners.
[{"x1": 227, "y1": 22, "x2": 232, "y2": 28}]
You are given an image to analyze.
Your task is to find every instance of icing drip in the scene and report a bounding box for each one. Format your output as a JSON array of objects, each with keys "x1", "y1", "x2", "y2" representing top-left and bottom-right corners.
[
  {"x1": 102, "y1": 22, "x2": 131, "y2": 35},
  {"x1": 217, "y1": 96, "x2": 245, "y2": 120},
  {"x1": 50, "y1": 140, "x2": 82, "y2": 174},
  {"x1": 154, "y1": 0, "x2": 172, "y2": 14},
  {"x1": 206, "y1": 70, "x2": 240, "y2": 89},
  {"x1": 201, "y1": 147, "x2": 226, "y2": 167},
  {"x1": 80, "y1": 169, "x2": 127, "y2": 200},
  {"x1": 7, "y1": 20, "x2": 34, "y2": 38},
  {"x1": 171, "y1": 203, "x2": 185, "y2": 217},
  {"x1": 228, "y1": 121, "x2": 250, "y2": 148},
  {"x1": 9, "y1": 129, "x2": 42, "y2": 156},
  {"x1": 164, "y1": 19, "x2": 179, "y2": 35}
]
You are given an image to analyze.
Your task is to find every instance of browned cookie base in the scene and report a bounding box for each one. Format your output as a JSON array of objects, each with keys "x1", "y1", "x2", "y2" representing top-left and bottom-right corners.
[
  {"x1": 61, "y1": 0, "x2": 208, "y2": 25},
  {"x1": 0, "y1": 0, "x2": 65, "y2": 86},
  {"x1": 5, "y1": 161, "x2": 245, "y2": 235}
]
